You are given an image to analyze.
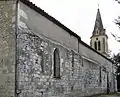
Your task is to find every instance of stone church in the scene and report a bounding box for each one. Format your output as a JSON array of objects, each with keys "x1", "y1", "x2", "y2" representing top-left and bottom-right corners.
[{"x1": 0, "y1": 0, "x2": 117, "y2": 97}]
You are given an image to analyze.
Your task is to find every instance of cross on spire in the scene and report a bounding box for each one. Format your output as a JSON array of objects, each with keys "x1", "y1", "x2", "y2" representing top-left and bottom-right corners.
[{"x1": 98, "y1": 4, "x2": 99, "y2": 9}]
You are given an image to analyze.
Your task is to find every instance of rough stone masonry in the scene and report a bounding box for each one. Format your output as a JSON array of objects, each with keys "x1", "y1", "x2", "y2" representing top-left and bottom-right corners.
[
  {"x1": 0, "y1": 1, "x2": 16, "y2": 97},
  {"x1": 0, "y1": 0, "x2": 117, "y2": 97}
]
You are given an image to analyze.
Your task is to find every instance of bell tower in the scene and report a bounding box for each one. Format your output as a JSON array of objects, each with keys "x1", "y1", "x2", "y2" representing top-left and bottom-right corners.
[{"x1": 90, "y1": 8, "x2": 108, "y2": 56}]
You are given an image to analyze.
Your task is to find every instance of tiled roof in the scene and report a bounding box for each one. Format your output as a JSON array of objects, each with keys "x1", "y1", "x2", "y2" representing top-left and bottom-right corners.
[
  {"x1": 19, "y1": 0, "x2": 113, "y2": 63},
  {"x1": 20, "y1": 0, "x2": 81, "y2": 41}
]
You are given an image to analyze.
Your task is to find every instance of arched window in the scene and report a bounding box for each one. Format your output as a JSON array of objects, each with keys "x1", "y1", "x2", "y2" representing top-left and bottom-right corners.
[
  {"x1": 98, "y1": 41, "x2": 101, "y2": 51},
  {"x1": 94, "y1": 41, "x2": 97, "y2": 50},
  {"x1": 97, "y1": 30, "x2": 99, "y2": 34},
  {"x1": 99, "y1": 67, "x2": 102, "y2": 84},
  {"x1": 96, "y1": 29, "x2": 99, "y2": 35},
  {"x1": 54, "y1": 48, "x2": 60, "y2": 78},
  {"x1": 71, "y1": 50, "x2": 74, "y2": 76}
]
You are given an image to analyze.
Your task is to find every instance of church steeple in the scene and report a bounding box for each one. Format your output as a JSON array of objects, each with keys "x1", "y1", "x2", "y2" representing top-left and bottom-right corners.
[
  {"x1": 92, "y1": 8, "x2": 106, "y2": 36},
  {"x1": 90, "y1": 8, "x2": 108, "y2": 57},
  {"x1": 93, "y1": 8, "x2": 103, "y2": 34}
]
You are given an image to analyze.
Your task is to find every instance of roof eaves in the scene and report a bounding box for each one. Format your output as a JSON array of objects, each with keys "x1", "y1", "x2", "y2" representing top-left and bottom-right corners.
[
  {"x1": 19, "y1": 0, "x2": 81, "y2": 41},
  {"x1": 19, "y1": 0, "x2": 113, "y2": 63},
  {"x1": 79, "y1": 40, "x2": 113, "y2": 63}
]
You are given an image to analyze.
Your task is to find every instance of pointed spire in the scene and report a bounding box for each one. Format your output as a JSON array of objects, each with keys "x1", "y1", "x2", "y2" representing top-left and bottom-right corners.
[{"x1": 92, "y1": 7, "x2": 104, "y2": 35}]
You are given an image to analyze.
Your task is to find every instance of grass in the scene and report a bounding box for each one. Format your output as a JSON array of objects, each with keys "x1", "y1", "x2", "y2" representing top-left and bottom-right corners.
[{"x1": 91, "y1": 92, "x2": 120, "y2": 97}]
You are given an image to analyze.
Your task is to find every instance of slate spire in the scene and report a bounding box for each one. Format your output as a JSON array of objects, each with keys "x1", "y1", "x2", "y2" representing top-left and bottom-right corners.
[{"x1": 92, "y1": 8, "x2": 104, "y2": 36}]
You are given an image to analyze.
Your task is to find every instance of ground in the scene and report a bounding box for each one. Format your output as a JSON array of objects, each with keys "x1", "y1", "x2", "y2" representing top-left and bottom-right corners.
[{"x1": 91, "y1": 93, "x2": 120, "y2": 97}]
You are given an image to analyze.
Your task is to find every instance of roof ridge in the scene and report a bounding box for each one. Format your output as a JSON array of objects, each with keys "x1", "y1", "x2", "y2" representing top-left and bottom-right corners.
[
  {"x1": 19, "y1": 0, "x2": 113, "y2": 63},
  {"x1": 20, "y1": 0, "x2": 81, "y2": 41}
]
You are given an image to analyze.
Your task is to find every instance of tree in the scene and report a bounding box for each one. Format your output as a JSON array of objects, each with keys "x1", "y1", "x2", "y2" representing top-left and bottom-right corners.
[
  {"x1": 111, "y1": 52, "x2": 120, "y2": 91},
  {"x1": 113, "y1": 53, "x2": 120, "y2": 91},
  {"x1": 111, "y1": 0, "x2": 120, "y2": 42},
  {"x1": 111, "y1": 53, "x2": 120, "y2": 73},
  {"x1": 115, "y1": 0, "x2": 120, "y2": 4},
  {"x1": 112, "y1": 0, "x2": 120, "y2": 91}
]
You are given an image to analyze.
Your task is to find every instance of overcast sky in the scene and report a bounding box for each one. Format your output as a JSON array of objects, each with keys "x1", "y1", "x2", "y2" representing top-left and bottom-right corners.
[{"x1": 30, "y1": 0, "x2": 120, "y2": 55}]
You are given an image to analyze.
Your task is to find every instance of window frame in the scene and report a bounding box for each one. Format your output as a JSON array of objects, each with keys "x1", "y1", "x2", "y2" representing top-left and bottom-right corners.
[{"x1": 53, "y1": 48, "x2": 61, "y2": 79}]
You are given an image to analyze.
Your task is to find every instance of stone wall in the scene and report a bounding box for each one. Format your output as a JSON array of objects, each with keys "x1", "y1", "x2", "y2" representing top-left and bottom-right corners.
[
  {"x1": 17, "y1": 27, "x2": 115, "y2": 97},
  {"x1": 0, "y1": 1, "x2": 16, "y2": 97},
  {"x1": 17, "y1": 27, "x2": 102, "y2": 97},
  {"x1": 16, "y1": 1, "x2": 116, "y2": 97}
]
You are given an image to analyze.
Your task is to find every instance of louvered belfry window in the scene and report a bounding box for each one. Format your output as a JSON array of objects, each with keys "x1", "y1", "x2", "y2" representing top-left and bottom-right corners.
[
  {"x1": 94, "y1": 41, "x2": 97, "y2": 50},
  {"x1": 98, "y1": 41, "x2": 101, "y2": 51}
]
